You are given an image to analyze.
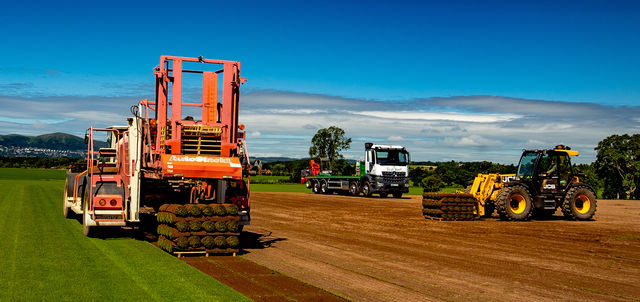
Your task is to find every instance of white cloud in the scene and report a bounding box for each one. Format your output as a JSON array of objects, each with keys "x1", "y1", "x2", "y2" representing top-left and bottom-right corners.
[
  {"x1": 2, "y1": 90, "x2": 639, "y2": 164},
  {"x1": 351, "y1": 110, "x2": 521, "y2": 123}
]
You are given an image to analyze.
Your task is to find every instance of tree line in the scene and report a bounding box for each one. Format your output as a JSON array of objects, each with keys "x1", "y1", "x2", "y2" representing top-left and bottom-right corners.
[{"x1": 0, "y1": 156, "x2": 81, "y2": 169}]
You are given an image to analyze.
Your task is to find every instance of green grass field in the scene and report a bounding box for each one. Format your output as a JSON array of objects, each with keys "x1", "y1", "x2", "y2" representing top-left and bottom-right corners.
[{"x1": 0, "y1": 168, "x2": 248, "y2": 301}]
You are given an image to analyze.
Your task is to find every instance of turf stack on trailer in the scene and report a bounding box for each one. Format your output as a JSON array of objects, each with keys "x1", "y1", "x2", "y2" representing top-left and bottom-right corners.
[
  {"x1": 422, "y1": 192, "x2": 477, "y2": 221},
  {"x1": 157, "y1": 203, "x2": 241, "y2": 255}
]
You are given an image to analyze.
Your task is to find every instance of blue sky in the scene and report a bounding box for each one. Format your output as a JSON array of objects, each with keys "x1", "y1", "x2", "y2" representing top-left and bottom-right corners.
[{"x1": 1, "y1": 0, "x2": 639, "y2": 163}]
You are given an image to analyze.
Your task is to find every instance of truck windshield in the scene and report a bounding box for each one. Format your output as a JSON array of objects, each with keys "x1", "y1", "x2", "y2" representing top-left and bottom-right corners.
[
  {"x1": 517, "y1": 152, "x2": 538, "y2": 178},
  {"x1": 375, "y1": 150, "x2": 409, "y2": 165}
]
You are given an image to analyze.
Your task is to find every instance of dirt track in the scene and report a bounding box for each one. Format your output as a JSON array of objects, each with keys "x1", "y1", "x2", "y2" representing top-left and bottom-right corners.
[{"x1": 239, "y1": 192, "x2": 640, "y2": 301}]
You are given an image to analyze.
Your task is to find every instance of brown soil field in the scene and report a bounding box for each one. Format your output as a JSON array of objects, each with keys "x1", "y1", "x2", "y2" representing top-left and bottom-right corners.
[{"x1": 238, "y1": 192, "x2": 640, "y2": 302}]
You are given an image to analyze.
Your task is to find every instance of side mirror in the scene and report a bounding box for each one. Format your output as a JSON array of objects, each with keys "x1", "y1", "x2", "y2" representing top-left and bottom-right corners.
[{"x1": 84, "y1": 134, "x2": 89, "y2": 144}]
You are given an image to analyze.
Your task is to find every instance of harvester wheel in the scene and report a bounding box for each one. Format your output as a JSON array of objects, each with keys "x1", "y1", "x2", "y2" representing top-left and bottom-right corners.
[
  {"x1": 379, "y1": 193, "x2": 388, "y2": 198},
  {"x1": 362, "y1": 181, "x2": 373, "y2": 197},
  {"x1": 82, "y1": 191, "x2": 95, "y2": 237},
  {"x1": 348, "y1": 181, "x2": 360, "y2": 196},
  {"x1": 496, "y1": 185, "x2": 533, "y2": 220},
  {"x1": 320, "y1": 180, "x2": 329, "y2": 194},
  {"x1": 393, "y1": 192, "x2": 403, "y2": 198},
  {"x1": 63, "y1": 177, "x2": 72, "y2": 218},
  {"x1": 312, "y1": 180, "x2": 321, "y2": 194},
  {"x1": 562, "y1": 186, "x2": 597, "y2": 220}
]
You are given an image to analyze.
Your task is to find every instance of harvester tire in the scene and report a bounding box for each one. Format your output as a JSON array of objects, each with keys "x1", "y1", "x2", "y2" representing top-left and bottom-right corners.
[
  {"x1": 379, "y1": 193, "x2": 388, "y2": 198},
  {"x1": 562, "y1": 186, "x2": 597, "y2": 220},
  {"x1": 348, "y1": 181, "x2": 359, "y2": 196},
  {"x1": 393, "y1": 192, "x2": 403, "y2": 198},
  {"x1": 63, "y1": 177, "x2": 72, "y2": 218},
  {"x1": 82, "y1": 191, "x2": 95, "y2": 237},
  {"x1": 496, "y1": 185, "x2": 533, "y2": 221},
  {"x1": 362, "y1": 181, "x2": 373, "y2": 197},
  {"x1": 320, "y1": 179, "x2": 329, "y2": 194}
]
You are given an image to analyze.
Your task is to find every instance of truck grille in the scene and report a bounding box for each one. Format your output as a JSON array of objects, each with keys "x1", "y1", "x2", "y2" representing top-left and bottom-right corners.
[{"x1": 381, "y1": 171, "x2": 406, "y2": 183}]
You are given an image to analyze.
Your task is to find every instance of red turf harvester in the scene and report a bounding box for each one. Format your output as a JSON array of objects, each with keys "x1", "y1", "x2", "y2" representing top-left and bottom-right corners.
[{"x1": 63, "y1": 56, "x2": 250, "y2": 254}]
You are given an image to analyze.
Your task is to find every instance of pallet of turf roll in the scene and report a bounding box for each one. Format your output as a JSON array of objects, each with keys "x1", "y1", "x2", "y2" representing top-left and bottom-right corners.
[
  {"x1": 157, "y1": 203, "x2": 241, "y2": 256},
  {"x1": 422, "y1": 192, "x2": 477, "y2": 221}
]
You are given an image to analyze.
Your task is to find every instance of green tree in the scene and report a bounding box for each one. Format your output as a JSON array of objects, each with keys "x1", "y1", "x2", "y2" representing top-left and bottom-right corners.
[
  {"x1": 421, "y1": 174, "x2": 444, "y2": 192},
  {"x1": 594, "y1": 134, "x2": 640, "y2": 199},
  {"x1": 309, "y1": 126, "x2": 352, "y2": 169}
]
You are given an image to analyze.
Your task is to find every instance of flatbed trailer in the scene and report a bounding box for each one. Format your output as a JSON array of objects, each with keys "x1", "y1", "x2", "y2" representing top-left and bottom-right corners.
[{"x1": 304, "y1": 143, "x2": 410, "y2": 198}]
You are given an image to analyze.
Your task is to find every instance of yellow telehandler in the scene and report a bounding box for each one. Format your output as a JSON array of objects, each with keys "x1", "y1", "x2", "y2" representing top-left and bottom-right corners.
[{"x1": 422, "y1": 145, "x2": 597, "y2": 221}]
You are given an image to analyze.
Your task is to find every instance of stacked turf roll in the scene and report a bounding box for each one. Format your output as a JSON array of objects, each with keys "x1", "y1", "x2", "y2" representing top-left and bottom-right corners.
[
  {"x1": 156, "y1": 203, "x2": 241, "y2": 254},
  {"x1": 422, "y1": 192, "x2": 477, "y2": 221}
]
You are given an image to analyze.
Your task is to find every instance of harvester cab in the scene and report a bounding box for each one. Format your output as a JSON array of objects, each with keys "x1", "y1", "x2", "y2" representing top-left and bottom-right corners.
[{"x1": 495, "y1": 145, "x2": 597, "y2": 220}]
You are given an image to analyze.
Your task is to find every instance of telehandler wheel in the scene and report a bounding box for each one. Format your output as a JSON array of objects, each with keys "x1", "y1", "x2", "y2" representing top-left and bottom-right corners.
[
  {"x1": 562, "y1": 186, "x2": 597, "y2": 220},
  {"x1": 496, "y1": 185, "x2": 533, "y2": 220},
  {"x1": 320, "y1": 180, "x2": 329, "y2": 194},
  {"x1": 348, "y1": 181, "x2": 360, "y2": 196},
  {"x1": 393, "y1": 192, "x2": 403, "y2": 198},
  {"x1": 482, "y1": 203, "x2": 495, "y2": 218},
  {"x1": 362, "y1": 181, "x2": 373, "y2": 197},
  {"x1": 312, "y1": 180, "x2": 321, "y2": 194}
]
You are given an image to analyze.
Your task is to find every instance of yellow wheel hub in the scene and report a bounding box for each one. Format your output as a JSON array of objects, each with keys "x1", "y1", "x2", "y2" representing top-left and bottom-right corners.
[
  {"x1": 509, "y1": 194, "x2": 526, "y2": 214},
  {"x1": 575, "y1": 194, "x2": 591, "y2": 214}
]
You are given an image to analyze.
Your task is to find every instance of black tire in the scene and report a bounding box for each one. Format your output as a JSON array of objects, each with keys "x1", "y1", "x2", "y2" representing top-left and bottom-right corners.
[
  {"x1": 562, "y1": 186, "x2": 597, "y2": 220},
  {"x1": 348, "y1": 181, "x2": 359, "y2": 196},
  {"x1": 379, "y1": 193, "x2": 388, "y2": 198},
  {"x1": 305, "y1": 179, "x2": 312, "y2": 189},
  {"x1": 495, "y1": 185, "x2": 533, "y2": 220},
  {"x1": 362, "y1": 181, "x2": 373, "y2": 197},
  {"x1": 482, "y1": 203, "x2": 495, "y2": 218},
  {"x1": 320, "y1": 179, "x2": 328, "y2": 194},
  {"x1": 83, "y1": 190, "x2": 95, "y2": 237},
  {"x1": 312, "y1": 180, "x2": 321, "y2": 194},
  {"x1": 393, "y1": 192, "x2": 402, "y2": 198},
  {"x1": 63, "y1": 177, "x2": 72, "y2": 218}
]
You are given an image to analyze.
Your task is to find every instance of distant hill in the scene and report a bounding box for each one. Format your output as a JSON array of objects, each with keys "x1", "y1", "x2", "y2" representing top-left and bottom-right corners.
[{"x1": 0, "y1": 133, "x2": 107, "y2": 157}]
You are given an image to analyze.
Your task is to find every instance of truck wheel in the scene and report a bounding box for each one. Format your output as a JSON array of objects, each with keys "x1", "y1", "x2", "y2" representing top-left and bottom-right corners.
[
  {"x1": 379, "y1": 193, "x2": 388, "y2": 198},
  {"x1": 348, "y1": 181, "x2": 360, "y2": 196},
  {"x1": 393, "y1": 192, "x2": 403, "y2": 198},
  {"x1": 83, "y1": 191, "x2": 95, "y2": 237},
  {"x1": 362, "y1": 181, "x2": 373, "y2": 197},
  {"x1": 305, "y1": 179, "x2": 313, "y2": 189},
  {"x1": 312, "y1": 180, "x2": 321, "y2": 194},
  {"x1": 496, "y1": 185, "x2": 533, "y2": 220},
  {"x1": 320, "y1": 180, "x2": 329, "y2": 194},
  {"x1": 562, "y1": 186, "x2": 597, "y2": 220}
]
